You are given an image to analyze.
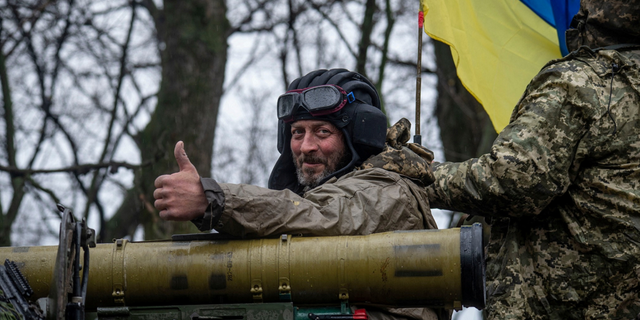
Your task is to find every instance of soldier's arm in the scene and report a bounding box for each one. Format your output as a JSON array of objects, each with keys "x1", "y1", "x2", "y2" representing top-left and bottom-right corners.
[{"x1": 426, "y1": 59, "x2": 601, "y2": 217}]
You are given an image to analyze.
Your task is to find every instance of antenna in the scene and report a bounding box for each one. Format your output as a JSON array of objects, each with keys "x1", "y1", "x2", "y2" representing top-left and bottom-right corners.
[{"x1": 415, "y1": 11, "x2": 424, "y2": 146}]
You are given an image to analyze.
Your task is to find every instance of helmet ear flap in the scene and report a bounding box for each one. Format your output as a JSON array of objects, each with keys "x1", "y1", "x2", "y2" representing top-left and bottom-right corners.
[
  {"x1": 277, "y1": 120, "x2": 286, "y2": 154},
  {"x1": 351, "y1": 104, "x2": 387, "y2": 158},
  {"x1": 341, "y1": 82, "x2": 380, "y2": 109}
]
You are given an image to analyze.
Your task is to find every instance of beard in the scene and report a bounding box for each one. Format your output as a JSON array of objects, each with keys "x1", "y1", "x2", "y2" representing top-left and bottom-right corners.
[{"x1": 294, "y1": 148, "x2": 351, "y2": 189}]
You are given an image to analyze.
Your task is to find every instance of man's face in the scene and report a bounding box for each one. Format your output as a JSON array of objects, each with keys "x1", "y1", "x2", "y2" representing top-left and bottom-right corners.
[{"x1": 290, "y1": 120, "x2": 347, "y2": 188}]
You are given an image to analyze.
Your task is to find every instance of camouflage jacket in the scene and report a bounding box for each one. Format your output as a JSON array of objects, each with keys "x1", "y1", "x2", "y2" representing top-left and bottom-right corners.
[
  {"x1": 427, "y1": 47, "x2": 640, "y2": 319},
  {"x1": 196, "y1": 119, "x2": 440, "y2": 320}
]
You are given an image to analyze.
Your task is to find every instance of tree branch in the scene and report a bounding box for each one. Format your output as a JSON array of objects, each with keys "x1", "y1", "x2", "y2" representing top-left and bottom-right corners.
[
  {"x1": 83, "y1": 1, "x2": 137, "y2": 220},
  {"x1": 223, "y1": 36, "x2": 265, "y2": 95},
  {"x1": 387, "y1": 57, "x2": 436, "y2": 74},
  {"x1": 375, "y1": 0, "x2": 396, "y2": 118},
  {"x1": 49, "y1": 0, "x2": 76, "y2": 96},
  {"x1": 0, "y1": 161, "x2": 147, "y2": 176},
  {"x1": 227, "y1": 0, "x2": 273, "y2": 35},
  {"x1": 306, "y1": 2, "x2": 357, "y2": 59},
  {"x1": 356, "y1": 0, "x2": 376, "y2": 76},
  {"x1": 26, "y1": 177, "x2": 62, "y2": 207},
  {"x1": 138, "y1": 0, "x2": 158, "y2": 18}
]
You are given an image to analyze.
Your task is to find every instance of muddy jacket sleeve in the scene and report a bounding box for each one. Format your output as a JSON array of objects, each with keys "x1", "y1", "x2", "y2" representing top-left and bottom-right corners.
[
  {"x1": 190, "y1": 178, "x2": 226, "y2": 231},
  {"x1": 212, "y1": 168, "x2": 430, "y2": 237}
]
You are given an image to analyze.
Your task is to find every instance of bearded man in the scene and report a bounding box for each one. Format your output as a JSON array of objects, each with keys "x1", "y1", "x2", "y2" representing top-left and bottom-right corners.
[{"x1": 153, "y1": 69, "x2": 443, "y2": 320}]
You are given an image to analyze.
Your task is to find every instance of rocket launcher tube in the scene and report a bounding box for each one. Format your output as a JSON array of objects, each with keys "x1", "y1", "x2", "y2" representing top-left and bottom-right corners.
[{"x1": 0, "y1": 225, "x2": 485, "y2": 311}]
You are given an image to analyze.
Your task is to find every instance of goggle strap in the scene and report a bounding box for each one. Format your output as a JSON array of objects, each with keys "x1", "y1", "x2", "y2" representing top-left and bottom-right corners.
[{"x1": 347, "y1": 92, "x2": 355, "y2": 103}]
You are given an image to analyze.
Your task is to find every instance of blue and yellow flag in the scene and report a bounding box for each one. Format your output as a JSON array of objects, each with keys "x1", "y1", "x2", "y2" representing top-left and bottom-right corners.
[{"x1": 421, "y1": 0, "x2": 579, "y2": 131}]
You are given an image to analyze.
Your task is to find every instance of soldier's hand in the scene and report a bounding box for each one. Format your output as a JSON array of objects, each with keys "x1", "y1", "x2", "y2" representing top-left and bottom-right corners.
[{"x1": 153, "y1": 141, "x2": 208, "y2": 221}]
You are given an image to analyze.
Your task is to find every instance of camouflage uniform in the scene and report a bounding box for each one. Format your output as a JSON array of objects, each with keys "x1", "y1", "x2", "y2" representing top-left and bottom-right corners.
[
  {"x1": 426, "y1": 1, "x2": 640, "y2": 319},
  {"x1": 195, "y1": 119, "x2": 440, "y2": 320},
  {"x1": 0, "y1": 290, "x2": 20, "y2": 320}
]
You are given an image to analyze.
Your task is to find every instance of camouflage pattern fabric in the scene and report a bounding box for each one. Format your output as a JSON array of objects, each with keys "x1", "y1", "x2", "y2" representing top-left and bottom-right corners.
[
  {"x1": 566, "y1": 0, "x2": 640, "y2": 52},
  {"x1": 0, "y1": 290, "x2": 20, "y2": 320},
  {"x1": 426, "y1": 1, "x2": 640, "y2": 317},
  {"x1": 359, "y1": 118, "x2": 435, "y2": 187}
]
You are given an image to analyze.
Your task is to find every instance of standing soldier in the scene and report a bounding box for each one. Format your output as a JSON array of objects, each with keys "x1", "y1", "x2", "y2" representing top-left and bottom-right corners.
[{"x1": 427, "y1": 0, "x2": 640, "y2": 319}]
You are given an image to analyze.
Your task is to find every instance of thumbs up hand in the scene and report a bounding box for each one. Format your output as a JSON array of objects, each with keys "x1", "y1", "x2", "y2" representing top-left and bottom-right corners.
[{"x1": 154, "y1": 141, "x2": 209, "y2": 221}]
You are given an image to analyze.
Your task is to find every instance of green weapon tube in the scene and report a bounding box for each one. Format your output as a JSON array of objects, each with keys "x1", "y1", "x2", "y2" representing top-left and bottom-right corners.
[{"x1": 0, "y1": 225, "x2": 485, "y2": 311}]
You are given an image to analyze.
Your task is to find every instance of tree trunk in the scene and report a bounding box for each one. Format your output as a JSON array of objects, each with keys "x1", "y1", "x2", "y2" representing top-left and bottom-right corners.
[
  {"x1": 103, "y1": 0, "x2": 230, "y2": 241},
  {"x1": 356, "y1": 0, "x2": 376, "y2": 77},
  {"x1": 433, "y1": 40, "x2": 496, "y2": 231},
  {"x1": 0, "y1": 43, "x2": 26, "y2": 246},
  {"x1": 432, "y1": 40, "x2": 496, "y2": 163}
]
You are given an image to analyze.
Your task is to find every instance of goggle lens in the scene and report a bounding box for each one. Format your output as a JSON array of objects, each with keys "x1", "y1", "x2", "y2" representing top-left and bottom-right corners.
[
  {"x1": 277, "y1": 93, "x2": 297, "y2": 120},
  {"x1": 277, "y1": 85, "x2": 348, "y2": 121},
  {"x1": 303, "y1": 86, "x2": 341, "y2": 111}
]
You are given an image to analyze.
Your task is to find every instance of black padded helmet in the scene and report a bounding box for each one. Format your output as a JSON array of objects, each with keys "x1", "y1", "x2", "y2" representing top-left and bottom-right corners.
[{"x1": 267, "y1": 69, "x2": 387, "y2": 192}]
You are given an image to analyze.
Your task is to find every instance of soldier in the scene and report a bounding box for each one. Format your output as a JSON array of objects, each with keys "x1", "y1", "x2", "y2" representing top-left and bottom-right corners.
[
  {"x1": 426, "y1": 0, "x2": 640, "y2": 319},
  {"x1": 154, "y1": 69, "x2": 442, "y2": 320}
]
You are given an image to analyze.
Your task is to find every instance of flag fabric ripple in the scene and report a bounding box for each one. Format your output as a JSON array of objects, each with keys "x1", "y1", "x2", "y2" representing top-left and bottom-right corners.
[{"x1": 421, "y1": 0, "x2": 579, "y2": 132}]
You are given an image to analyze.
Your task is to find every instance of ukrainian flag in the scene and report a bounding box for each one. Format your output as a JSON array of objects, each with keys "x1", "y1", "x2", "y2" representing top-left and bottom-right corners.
[{"x1": 421, "y1": 0, "x2": 579, "y2": 131}]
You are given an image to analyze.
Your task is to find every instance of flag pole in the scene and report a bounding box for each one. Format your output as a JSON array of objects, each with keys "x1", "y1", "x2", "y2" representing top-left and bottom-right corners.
[{"x1": 414, "y1": 11, "x2": 424, "y2": 145}]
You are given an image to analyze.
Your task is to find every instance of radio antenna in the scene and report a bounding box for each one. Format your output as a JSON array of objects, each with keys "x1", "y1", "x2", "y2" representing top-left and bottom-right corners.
[{"x1": 415, "y1": 11, "x2": 424, "y2": 145}]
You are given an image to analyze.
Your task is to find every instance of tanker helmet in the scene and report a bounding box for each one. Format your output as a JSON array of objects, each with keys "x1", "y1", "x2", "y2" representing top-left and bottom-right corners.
[{"x1": 268, "y1": 69, "x2": 387, "y2": 192}]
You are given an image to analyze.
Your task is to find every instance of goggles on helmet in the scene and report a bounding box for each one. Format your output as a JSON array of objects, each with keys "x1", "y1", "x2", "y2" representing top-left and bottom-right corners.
[{"x1": 277, "y1": 84, "x2": 356, "y2": 122}]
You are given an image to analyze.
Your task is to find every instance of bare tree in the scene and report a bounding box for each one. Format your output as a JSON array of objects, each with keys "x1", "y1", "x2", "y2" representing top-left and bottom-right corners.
[
  {"x1": 2, "y1": 0, "x2": 448, "y2": 245},
  {"x1": 1, "y1": 0, "x2": 160, "y2": 245}
]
